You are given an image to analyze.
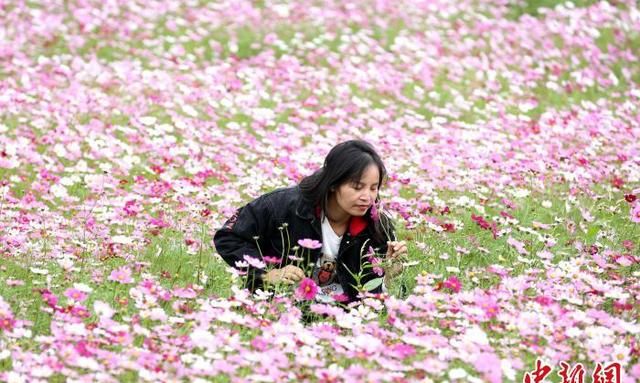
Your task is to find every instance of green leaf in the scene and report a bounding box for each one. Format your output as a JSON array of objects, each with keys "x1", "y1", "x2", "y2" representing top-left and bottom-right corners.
[{"x1": 362, "y1": 277, "x2": 384, "y2": 292}]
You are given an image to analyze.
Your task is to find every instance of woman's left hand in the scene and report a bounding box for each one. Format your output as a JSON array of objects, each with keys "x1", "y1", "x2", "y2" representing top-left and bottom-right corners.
[
  {"x1": 384, "y1": 241, "x2": 408, "y2": 282},
  {"x1": 386, "y1": 241, "x2": 408, "y2": 261}
]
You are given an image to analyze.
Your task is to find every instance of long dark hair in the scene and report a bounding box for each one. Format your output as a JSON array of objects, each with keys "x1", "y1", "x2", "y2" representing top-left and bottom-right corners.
[{"x1": 299, "y1": 140, "x2": 391, "y2": 243}]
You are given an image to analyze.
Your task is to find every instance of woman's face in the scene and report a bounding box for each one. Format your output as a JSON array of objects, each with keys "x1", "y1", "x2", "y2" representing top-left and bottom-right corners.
[{"x1": 334, "y1": 164, "x2": 380, "y2": 217}]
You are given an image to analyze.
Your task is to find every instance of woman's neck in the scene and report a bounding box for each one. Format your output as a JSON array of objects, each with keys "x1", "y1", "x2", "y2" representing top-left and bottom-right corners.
[{"x1": 326, "y1": 195, "x2": 350, "y2": 225}]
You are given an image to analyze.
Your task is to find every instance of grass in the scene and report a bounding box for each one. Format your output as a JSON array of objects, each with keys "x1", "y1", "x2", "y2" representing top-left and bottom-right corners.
[
  {"x1": 2, "y1": 182, "x2": 637, "y2": 339},
  {"x1": 507, "y1": 0, "x2": 601, "y2": 19}
]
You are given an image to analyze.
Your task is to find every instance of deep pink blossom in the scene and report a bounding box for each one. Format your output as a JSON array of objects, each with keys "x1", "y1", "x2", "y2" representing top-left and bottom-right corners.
[
  {"x1": 370, "y1": 202, "x2": 379, "y2": 222},
  {"x1": 295, "y1": 278, "x2": 318, "y2": 300},
  {"x1": 0, "y1": 315, "x2": 15, "y2": 331},
  {"x1": 440, "y1": 276, "x2": 461, "y2": 293}
]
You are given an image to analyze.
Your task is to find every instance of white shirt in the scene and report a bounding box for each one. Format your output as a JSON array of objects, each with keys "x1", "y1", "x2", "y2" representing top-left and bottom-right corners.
[{"x1": 311, "y1": 215, "x2": 344, "y2": 302}]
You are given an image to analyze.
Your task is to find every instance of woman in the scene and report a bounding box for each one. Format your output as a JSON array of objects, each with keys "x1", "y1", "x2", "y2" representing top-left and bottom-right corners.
[{"x1": 213, "y1": 140, "x2": 407, "y2": 303}]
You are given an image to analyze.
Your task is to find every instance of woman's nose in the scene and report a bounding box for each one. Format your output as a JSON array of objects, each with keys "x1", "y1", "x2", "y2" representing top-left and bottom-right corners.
[{"x1": 361, "y1": 192, "x2": 375, "y2": 203}]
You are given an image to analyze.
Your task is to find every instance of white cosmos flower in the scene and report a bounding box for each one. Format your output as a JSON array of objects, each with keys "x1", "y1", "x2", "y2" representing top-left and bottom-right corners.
[
  {"x1": 50, "y1": 184, "x2": 68, "y2": 198},
  {"x1": 449, "y1": 368, "x2": 468, "y2": 380}
]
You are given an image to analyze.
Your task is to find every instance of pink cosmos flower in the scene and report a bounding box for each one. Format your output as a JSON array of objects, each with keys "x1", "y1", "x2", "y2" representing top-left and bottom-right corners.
[
  {"x1": 251, "y1": 336, "x2": 269, "y2": 351},
  {"x1": 74, "y1": 341, "x2": 93, "y2": 357},
  {"x1": 263, "y1": 255, "x2": 282, "y2": 265},
  {"x1": 108, "y1": 266, "x2": 134, "y2": 284},
  {"x1": 332, "y1": 293, "x2": 349, "y2": 303},
  {"x1": 473, "y1": 352, "x2": 502, "y2": 383},
  {"x1": 630, "y1": 363, "x2": 640, "y2": 379},
  {"x1": 148, "y1": 216, "x2": 170, "y2": 228},
  {"x1": 369, "y1": 256, "x2": 384, "y2": 276},
  {"x1": 70, "y1": 305, "x2": 91, "y2": 318},
  {"x1": 0, "y1": 315, "x2": 15, "y2": 331},
  {"x1": 243, "y1": 254, "x2": 266, "y2": 269},
  {"x1": 298, "y1": 238, "x2": 322, "y2": 249},
  {"x1": 507, "y1": 236, "x2": 529, "y2": 255},
  {"x1": 64, "y1": 288, "x2": 88, "y2": 302},
  {"x1": 614, "y1": 254, "x2": 636, "y2": 266},
  {"x1": 122, "y1": 200, "x2": 141, "y2": 217},
  {"x1": 476, "y1": 294, "x2": 500, "y2": 319},
  {"x1": 5, "y1": 278, "x2": 24, "y2": 287},
  {"x1": 389, "y1": 343, "x2": 416, "y2": 359},
  {"x1": 534, "y1": 296, "x2": 554, "y2": 306},
  {"x1": 40, "y1": 289, "x2": 59, "y2": 308},
  {"x1": 631, "y1": 203, "x2": 640, "y2": 223},
  {"x1": 295, "y1": 278, "x2": 318, "y2": 300},
  {"x1": 173, "y1": 287, "x2": 197, "y2": 299}
]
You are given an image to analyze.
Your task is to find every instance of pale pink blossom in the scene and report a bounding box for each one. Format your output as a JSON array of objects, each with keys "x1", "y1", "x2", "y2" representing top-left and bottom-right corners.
[
  {"x1": 297, "y1": 239, "x2": 322, "y2": 250},
  {"x1": 108, "y1": 267, "x2": 133, "y2": 284}
]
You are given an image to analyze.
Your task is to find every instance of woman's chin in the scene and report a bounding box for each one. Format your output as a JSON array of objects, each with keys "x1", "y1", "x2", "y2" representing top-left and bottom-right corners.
[{"x1": 351, "y1": 207, "x2": 369, "y2": 216}]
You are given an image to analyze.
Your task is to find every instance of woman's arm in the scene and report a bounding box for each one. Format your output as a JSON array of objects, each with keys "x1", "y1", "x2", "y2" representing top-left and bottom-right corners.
[{"x1": 213, "y1": 195, "x2": 274, "y2": 291}]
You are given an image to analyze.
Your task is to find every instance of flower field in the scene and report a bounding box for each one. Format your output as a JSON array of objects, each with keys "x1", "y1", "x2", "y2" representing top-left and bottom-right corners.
[{"x1": 1, "y1": 0, "x2": 640, "y2": 381}]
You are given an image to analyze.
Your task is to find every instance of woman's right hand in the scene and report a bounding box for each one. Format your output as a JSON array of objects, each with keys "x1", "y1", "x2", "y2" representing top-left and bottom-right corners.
[{"x1": 263, "y1": 265, "x2": 306, "y2": 285}]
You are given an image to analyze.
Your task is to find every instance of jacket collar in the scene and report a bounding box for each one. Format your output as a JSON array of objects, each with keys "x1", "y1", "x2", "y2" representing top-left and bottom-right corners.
[
  {"x1": 348, "y1": 215, "x2": 368, "y2": 237},
  {"x1": 295, "y1": 190, "x2": 369, "y2": 237}
]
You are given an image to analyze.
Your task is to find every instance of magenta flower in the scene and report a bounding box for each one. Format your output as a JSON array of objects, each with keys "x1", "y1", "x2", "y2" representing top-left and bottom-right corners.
[
  {"x1": 70, "y1": 305, "x2": 91, "y2": 318},
  {"x1": 108, "y1": 266, "x2": 134, "y2": 284},
  {"x1": 148, "y1": 216, "x2": 170, "y2": 228},
  {"x1": 40, "y1": 289, "x2": 59, "y2": 308},
  {"x1": 370, "y1": 202, "x2": 379, "y2": 222},
  {"x1": 295, "y1": 278, "x2": 318, "y2": 300},
  {"x1": 297, "y1": 238, "x2": 322, "y2": 249},
  {"x1": 263, "y1": 255, "x2": 282, "y2": 265},
  {"x1": 122, "y1": 200, "x2": 141, "y2": 217},
  {"x1": 332, "y1": 293, "x2": 349, "y2": 303},
  {"x1": 441, "y1": 275, "x2": 461, "y2": 293}
]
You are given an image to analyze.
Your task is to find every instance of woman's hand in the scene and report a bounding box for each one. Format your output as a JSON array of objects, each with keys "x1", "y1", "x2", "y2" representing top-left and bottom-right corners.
[
  {"x1": 263, "y1": 265, "x2": 306, "y2": 285},
  {"x1": 386, "y1": 241, "x2": 408, "y2": 261},
  {"x1": 384, "y1": 241, "x2": 408, "y2": 281}
]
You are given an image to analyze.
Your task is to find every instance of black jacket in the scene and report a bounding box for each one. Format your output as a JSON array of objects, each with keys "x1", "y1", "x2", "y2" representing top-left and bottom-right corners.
[{"x1": 213, "y1": 186, "x2": 394, "y2": 302}]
